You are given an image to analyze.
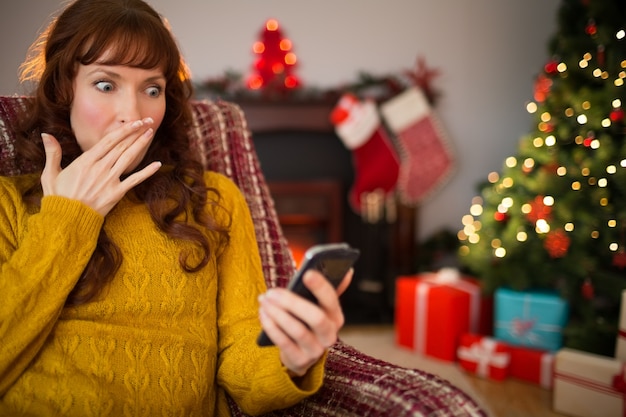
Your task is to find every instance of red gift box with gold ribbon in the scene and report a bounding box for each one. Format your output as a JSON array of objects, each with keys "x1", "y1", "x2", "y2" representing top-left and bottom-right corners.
[
  {"x1": 457, "y1": 333, "x2": 510, "y2": 381},
  {"x1": 394, "y1": 268, "x2": 489, "y2": 362}
]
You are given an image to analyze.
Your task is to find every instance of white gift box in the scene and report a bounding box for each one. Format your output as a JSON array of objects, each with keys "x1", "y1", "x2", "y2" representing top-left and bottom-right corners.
[{"x1": 553, "y1": 348, "x2": 625, "y2": 417}]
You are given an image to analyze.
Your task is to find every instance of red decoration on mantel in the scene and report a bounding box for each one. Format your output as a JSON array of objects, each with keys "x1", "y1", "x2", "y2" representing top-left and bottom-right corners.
[
  {"x1": 247, "y1": 19, "x2": 301, "y2": 95},
  {"x1": 404, "y1": 56, "x2": 441, "y2": 104}
]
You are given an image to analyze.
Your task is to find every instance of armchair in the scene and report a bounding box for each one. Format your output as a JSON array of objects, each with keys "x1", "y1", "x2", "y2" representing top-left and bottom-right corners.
[{"x1": 0, "y1": 96, "x2": 486, "y2": 417}]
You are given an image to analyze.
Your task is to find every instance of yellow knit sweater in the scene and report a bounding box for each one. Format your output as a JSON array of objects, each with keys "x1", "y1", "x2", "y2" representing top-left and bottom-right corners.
[{"x1": 0, "y1": 171, "x2": 325, "y2": 417}]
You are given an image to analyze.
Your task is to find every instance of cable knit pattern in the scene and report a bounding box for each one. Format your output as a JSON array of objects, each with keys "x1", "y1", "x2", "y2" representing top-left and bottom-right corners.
[
  {"x1": 0, "y1": 96, "x2": 486, "y2": 417},
  {"x1": 0, "y1": 171, "x2": 323, "y2": 416}
]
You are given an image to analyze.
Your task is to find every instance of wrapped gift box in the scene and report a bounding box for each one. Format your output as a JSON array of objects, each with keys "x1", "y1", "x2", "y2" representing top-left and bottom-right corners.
[
  {"x1": 616, "y1": 290, "x2": 626, "y2": 361},
  {"x1": 553, "y1": 348, "x2": 625, "y2": 417},
  {"x1": 508, "y1": 344, "x2": 554, "y2": 389},
  {"x1": 457, "y1": 333, "x2": 510, "y2": 381},
  {"x1": 395, "y1": 268, "x2": 489, "y2": 362},
  {"x1": 494, "y1": 288, "x2": 568, "y2": 351}
]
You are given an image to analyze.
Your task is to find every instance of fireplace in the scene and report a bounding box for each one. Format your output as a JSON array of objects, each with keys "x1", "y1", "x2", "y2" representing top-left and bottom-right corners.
[
  {"x1": 268, "y1": 180, "x2": 343, "y2": 267},
  {"x1": 238, "y1": 99, "x2": 417, "y2": 324}
]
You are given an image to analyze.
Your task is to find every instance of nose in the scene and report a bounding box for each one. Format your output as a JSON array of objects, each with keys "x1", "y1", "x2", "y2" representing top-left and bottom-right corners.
[{"x1": 118, "y1": 93, "x2": 142, "y2": 125}]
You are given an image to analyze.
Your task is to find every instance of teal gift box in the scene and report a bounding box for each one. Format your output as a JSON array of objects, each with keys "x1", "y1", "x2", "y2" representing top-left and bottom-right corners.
[{"x1": 494, "y1": 288, "x2": 569, "y2": 352}]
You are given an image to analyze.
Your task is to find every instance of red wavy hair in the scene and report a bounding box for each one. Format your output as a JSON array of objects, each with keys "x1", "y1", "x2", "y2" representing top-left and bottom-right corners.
[{"x1": 16, "y1": 0, "x2": 229, "y2": 306}]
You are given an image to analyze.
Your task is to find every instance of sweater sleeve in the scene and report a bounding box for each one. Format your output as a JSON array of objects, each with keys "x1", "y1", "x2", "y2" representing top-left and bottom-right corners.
[
  {"x1": 211, "y1": 173, "x2": 326, "y2": 416},
  {"x1": 0, "y1": 177, "x2": 103, "y2": 395}
]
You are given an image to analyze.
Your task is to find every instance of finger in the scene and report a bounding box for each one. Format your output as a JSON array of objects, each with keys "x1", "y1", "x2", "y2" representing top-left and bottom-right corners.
[
  {"x1": 261, "y1": 311, "x2": 317, "y2": 377},
  {"x1": 261, "y1": 290, "x2": 334, "y2": 350},
  {"x1": 263, "y1": 286, "x2": 338, "y2": 348},
  {"x1": 258, "y1": 303, "x2": 298, "y2": 348},
  {"x1": 303, "y1": 270, "x2": 344, "y2": 321},
  {"x1": 118, "y1": 160, "x2": 162, "y2": 194},
  {"x1": 303, "y1": 271, "x2": 345, "y2": 344},
  {"x1": 90, "y1": 117, "x2": 154, "y2": 162},
  {"x1": 258, "y1": 296, "x2": 325, "y2": 374},
  {"x1": 336, "y1": 268, "x2": 354, "y2": 297},
  {"x1": 40, "y1": 133, "x2": 62, "y2": 195},
  {"x1": 109, "y1": 127, "x2": 154, "y2": 174},
  {"x1": 259, "y1": 289, "x2": 333, "y2": 376}
]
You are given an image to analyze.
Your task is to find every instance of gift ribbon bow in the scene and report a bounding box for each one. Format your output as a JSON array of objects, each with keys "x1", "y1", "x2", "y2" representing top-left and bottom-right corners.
[
  {"x1": 457, "y1": 338, "x2": 510, "y2": 377},
  {"x1": 512, "y1": 318, "x2": 536, "y2": 337},
  {"x1": 498, "y1": 294, "x2": 562, "y2": 347}
]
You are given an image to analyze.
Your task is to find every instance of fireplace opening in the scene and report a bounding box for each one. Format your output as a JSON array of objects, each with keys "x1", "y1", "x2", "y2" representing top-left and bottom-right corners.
[
  {"x1": 253, "y1": 129, "x2": 398, "y2": 323},
  {"x1": 268, "y1": 180, "x2": 343, "y2": 267},
  {"x1": 239, "y1": 100, "x2": 415, "y2": 324}
]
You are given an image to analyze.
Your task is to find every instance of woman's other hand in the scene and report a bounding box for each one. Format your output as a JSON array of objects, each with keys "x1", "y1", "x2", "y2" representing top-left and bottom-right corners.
[{"x1": 258, "y1": 268, "x2": 353, "y2": 377}]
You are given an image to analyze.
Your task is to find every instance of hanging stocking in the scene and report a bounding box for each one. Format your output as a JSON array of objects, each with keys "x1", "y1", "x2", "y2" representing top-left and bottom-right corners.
[
  {"x1": 331, "y1": 94, "x2": 400, "y2": 214},
  {"x1": 380, "y1": 87, "x2": 455, "y2": 205}
]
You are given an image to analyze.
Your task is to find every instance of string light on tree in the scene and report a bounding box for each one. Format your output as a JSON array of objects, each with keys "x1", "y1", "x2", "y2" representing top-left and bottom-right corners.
[{"x1": 457, "y1": 0, "x2": 626, "y2": 356}]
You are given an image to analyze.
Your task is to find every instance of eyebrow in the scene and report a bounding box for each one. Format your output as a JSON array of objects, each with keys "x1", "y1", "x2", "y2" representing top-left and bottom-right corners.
[{"x1": 86, "y1": 67, "x2": 166, "y2": 84}]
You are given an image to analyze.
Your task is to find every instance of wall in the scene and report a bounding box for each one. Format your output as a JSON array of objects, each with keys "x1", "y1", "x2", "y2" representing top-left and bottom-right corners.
[{"x1": 0, "y1": 0, "x2": 561, "y2": 241}]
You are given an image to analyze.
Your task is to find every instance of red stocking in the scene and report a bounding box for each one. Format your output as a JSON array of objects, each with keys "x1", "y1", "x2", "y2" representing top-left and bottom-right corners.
[
  {"x1": 380, "y1": 87, "x2": 455, "y2": 205},
  {"x1": 331, "y1": 94, "x2": 400, "y2": 214}
]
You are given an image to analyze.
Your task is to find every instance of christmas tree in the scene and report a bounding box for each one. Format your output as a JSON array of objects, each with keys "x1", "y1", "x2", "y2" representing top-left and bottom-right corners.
[
  {"x1": 458, "y1": 0, "x2": 626, "y2": 356},
  {"x1": 246, "y1": 19, "x2": 301, "y2": 96}
]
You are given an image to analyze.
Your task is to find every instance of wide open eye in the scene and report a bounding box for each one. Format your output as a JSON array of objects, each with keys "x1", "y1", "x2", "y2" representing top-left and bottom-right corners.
[
  {"x1": 95, "y1": 81, "x2": 114, "y2": 92},
  {"x1": 146, "y1": 86, "x2": 163, "y2": 98}
]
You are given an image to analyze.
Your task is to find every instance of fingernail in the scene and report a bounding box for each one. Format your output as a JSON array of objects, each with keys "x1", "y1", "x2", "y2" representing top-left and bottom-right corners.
[
  {"x1": 143, "y1": 117, "x2": 154, "y2": 124},
  {"x1": 131, "y1": 120, "x2": 143, "y2": 128},
  {"x1": 265, "y1": 289, "x2": 280, "y2": 301},
  {"x1": 41, "y1": 133, "x2": 51, "y2": 143},
  {"x1": 144, "y1": 127, "x2": 154, "y2": 137},
  {"x1": 303, "y1": 270, "x2": 318, "y2": 284}
]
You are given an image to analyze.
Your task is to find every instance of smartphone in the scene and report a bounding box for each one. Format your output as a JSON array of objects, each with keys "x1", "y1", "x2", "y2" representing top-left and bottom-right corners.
[{"x1": 256, "y1": 242, "x2": 360, "y2": 347}]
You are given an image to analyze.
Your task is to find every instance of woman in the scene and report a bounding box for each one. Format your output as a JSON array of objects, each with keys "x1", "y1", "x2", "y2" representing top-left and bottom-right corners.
[{"x1": 0, "y1": 0, "x2": 351, "y2": 415}]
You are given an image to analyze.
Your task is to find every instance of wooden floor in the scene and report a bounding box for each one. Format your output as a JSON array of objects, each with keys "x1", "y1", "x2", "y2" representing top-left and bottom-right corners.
[
  {"x1": 464, "y1": 374, "x2": 565, "y2": 417},
  {"x1": 339, "y1": 325, "x2": 568, "y2": 417}
]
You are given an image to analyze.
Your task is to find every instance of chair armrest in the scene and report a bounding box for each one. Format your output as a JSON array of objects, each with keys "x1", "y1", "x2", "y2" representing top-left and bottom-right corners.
[
  {"x1": 186, "y1": 98, "x2": 485, "y2": 417},
  {"x1": 229, "y1": 340, "x2": 486, "y2": 417}
]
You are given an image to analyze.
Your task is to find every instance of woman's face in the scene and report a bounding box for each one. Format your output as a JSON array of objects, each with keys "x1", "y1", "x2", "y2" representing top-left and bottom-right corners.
[{"x1": 70, "y1": 57, "x2": 167, "y2": 173}]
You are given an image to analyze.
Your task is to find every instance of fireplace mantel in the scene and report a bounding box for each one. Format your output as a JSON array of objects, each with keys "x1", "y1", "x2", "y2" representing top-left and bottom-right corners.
[{"x1": 236, "y1": 100, "x2": 335, "y2": 133}]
